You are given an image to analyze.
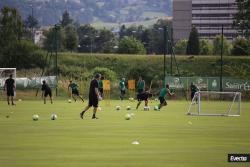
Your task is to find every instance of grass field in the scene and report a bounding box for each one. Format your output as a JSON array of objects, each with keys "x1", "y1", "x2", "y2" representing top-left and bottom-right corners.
[{"x1": 0, "y1": 100, "x2": 250, "y2": 167}]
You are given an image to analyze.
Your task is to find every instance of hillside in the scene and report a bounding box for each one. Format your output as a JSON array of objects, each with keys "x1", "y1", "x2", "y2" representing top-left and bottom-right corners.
[{"x1": 0, "y1": 0, "x2": 172, "y2": 26}]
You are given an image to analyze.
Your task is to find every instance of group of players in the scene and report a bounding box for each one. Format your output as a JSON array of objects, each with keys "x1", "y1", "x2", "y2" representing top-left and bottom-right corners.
[{"x1": 3, "y1": 73, "x2": 199, "y2": 119}]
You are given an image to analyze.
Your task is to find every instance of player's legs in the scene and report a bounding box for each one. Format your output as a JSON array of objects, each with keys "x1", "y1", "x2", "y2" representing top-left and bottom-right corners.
[
  {"x1": 11, "y1": 96, "x2": 15, "y2": 105},
  {"x1": 78, "y1": 95, "x2": 84, "y2": 102},
  {"x1": 145, "y1": 99, "x2": 148, "y2": 107},
  {"x1": 49, "y1": 93, "x2": 53, "y2": 104},
  {"x1": 72, "y1": 94, "x2": 77, "y2": 102},
  {"x1": 92, "y1": 98, "x2": 99, "y2": 119},
  {"x1": 7, "y1": 96, "x2": 10, "y2": 105},
  {"x1": 136, "y1": 101, "x2": 142, "y2": 109},
  {"x1": 44, "y1": 96, "x2": 46, "y2": 104},
  {"x1": 159, "y1": 97, "x2": 167, "y2": 109},
  {"x1": 120, "y1": 90, "x2": 125, "y2": 101}
]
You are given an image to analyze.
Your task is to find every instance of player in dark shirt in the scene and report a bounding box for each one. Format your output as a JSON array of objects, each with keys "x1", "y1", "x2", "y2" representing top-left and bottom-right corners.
[
  {"x1": 190, "y1": 82, "x2": 199, "y2": 103},
  {"x1": 41, "y1": 80, "x2": 53, "y2": 104},
  {"x1": 80, "y1": 74, "x2": 102, "y2": 119},
  {"x1": 136, "y1": 91, "x2": 153, "y2": 110},
  {"x1": 4, "y1": 74, "x2": 15, "y2": 105}
]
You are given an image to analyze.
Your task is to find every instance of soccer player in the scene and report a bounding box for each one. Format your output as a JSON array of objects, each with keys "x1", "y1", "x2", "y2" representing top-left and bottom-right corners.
[
  {"x1": 68, "y1": 80, "x2": 84, "y2": 102},
  {"x1": 4, "y1": 74, "x2": 15, "y2": 105},
  {"x1": 41, "y1": 80, "x2": 53, "y2": 104},
  {"x1": 80, "y1": 74, "x2": 102, "y2": 119},
  {"x1": 136, "y1": 91, "x2": 153, "y2": 109},
  {"x1": 119, "y1": 78, "x2": 126, "y2": 101},
  {"x1": 98, "y1": 76, "x2": 104, "y2": 98},
  {"x1": 158, "y1": 84, "x2": 174, "y2": 109},
  {"x1": 137, "y1": 76, "x2": 145, "y2": 94},
  {"x1": 190, "y1": 82, "x2": 199, "y2": 103}
]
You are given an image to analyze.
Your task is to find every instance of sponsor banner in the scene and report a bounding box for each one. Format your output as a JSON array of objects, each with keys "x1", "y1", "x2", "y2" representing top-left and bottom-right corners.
[
  {"x1": 228, "y1": 154, "x2": 250, "y2": 162},
  {"x1": 165, "y1": 77, "x2": 250, "y2": 91}
]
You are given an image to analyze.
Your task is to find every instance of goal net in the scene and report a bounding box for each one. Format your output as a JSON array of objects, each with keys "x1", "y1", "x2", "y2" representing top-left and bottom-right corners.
[{"x1": 187, "y1": 91, "x2": 241, "y2": 116}]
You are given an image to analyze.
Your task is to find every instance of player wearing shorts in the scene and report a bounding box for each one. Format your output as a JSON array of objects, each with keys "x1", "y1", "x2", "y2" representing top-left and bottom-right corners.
[
  {"x1": 41, "y1": 80, "x2": 53, "y2": 104},
  {"x1": 190, "y1": 82, "x2": 199, "y2": 103},
  {"x1": 136, "y1": 91, "x2": 153, "y2": 109},
  {"x1": 158, "y1": 84, "x2": 174, "y2": 109},
  {"x1": 80, "y1": 74, "x2": 102, "y2": 119},
  {"x1": 137, "y1": 76, "x2": 145, "y2": 94},
  {"x1": 4, "y1": 74, "x2": 15, "y2": 105},
  {"x1": 68, "y1": 80, "x2": 84, "y2": 102},
  {"x1": 98, "y1": 76, "x2": 104, "y2": 98},
  {"x1": 119, "y1": 78, "x2": 126, "y2": 101}
]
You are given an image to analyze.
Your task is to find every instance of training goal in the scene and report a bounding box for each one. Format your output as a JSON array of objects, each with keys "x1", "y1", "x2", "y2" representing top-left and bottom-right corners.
[{"x1": 187, "y1": 91, "x2": 241, "y2": 116}]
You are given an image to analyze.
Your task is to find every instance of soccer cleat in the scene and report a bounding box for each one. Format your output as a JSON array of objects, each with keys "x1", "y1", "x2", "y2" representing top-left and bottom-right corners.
[
  {"x1": 92, "y1": 117, "x2": 98, "y2": 119},
  {"x1": 80, "y1": 112, "x2": 84, "y2": 119}
]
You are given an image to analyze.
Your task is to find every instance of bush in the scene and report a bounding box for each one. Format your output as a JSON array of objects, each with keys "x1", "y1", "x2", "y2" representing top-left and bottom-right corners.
[
  {"x1": 91, "y1": 67, "x2": 117, "y2": 81},
  {"x1": 213, "y1": 35, "x2": 232, "y2": 55},
  {"x1": 174, "y1": 39, "x2": 187, "y2": 55},
  {"x1": 231, "y1": 37, "x2": 250, "y2": 56},
  {"x1": 199, "y1": 39, "x2": 212, "y2": 55},
  {"x1": 118, "y1": 36, "x2": 146, "y2": 54},
  {"x1": 0, "y1": 40, "x2": 45, "y2": 69}
]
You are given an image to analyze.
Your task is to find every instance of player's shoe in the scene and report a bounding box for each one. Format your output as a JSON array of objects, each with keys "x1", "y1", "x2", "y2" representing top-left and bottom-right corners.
[
  {"x1": 92, "y1": 116, "x2": 98, "y2": 119},
  {"x1": 80, "y1": 112, "x2": 84, "y2": 119}
]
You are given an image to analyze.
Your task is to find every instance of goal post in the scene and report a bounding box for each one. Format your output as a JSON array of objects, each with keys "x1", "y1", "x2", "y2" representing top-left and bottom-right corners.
[
  {"x1": 187, "y1": 91, "x2": 241, "y2": 117},
  {"x1": 0, "y1": 68, "x2": 16, "y2": 89}
]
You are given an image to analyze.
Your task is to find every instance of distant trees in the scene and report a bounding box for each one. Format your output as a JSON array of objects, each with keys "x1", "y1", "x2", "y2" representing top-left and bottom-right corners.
[
  {"x1": 231, "y1": 37, "x2": 250, "y2": 56},
  {"x1": 61, "y1": 11, "x2": 73, "y2": 27},
  {"x1": 213, "y1": 35, "x2": 231, "y2": 55},
  {"x1": 186, "y1": 26, "x2": 200, "y2": 55},
  {"x1": 0, "y1": 6, "x2": 45, "y2": 69}
]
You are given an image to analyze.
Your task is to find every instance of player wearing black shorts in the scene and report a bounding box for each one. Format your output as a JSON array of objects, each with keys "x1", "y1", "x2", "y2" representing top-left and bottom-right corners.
[
  {"x1": 98, "y1": 76, "x2": 104, "y2": 98},
  {"x1": 190, "y1": 82, "x2": 199, "y2": 103},
  {"x1": 80, "y1": 74, "x2": 102, "y2": 119},
  {"x1": 119, "y1": 78, "x2": 126, "y2": 101},
  {"x1": 4, "y1": 74, "x2": 15, "y2": 105},
  {"x1": 68, "y1": 80, "x2": 84, "y2": 102},
  {"x1": 41, "y1": 80, "x2": 53, "y2": 104},
  {"x1": 136, "y1": 91, "x2": 153, "y2": 109},
  {"x1": 158, "y1": 84, "x2": 174, "y2": 109}
]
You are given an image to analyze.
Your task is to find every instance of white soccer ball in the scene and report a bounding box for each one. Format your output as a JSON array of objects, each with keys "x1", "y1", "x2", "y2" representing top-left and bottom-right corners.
[
  {"x1": 116, "y1": 106, "x2": 121, "y2": 110},
  {"x1": 68, "y1": 99, "x2": 72, "y2": 103},
  {"x1": 32, "y1": 114, "x2": 39, "y2": 121},
  {"x1": 125, "y1": 114, "x2": 131, "y2": 120},
  {"x1": 126, "y1": 106, "x2": 131, "y2": 110},
  {"x1": 98, "y1": 107, "x2": 102, "y2": 111},
  {"x1": 144, "y1": 106, "x2": 150, "y2": 111},
  {"x1": 154, "y1": 106, "x2": 159, "y2": 111},
  {"x1": 154, "y1": 98, "x2": 158, "y2": 101},
  {"x1": 51, "y1": 114, "x2": 57, "y2": 120},
  {"x1": 129, "y1": 97, "x2": 134, "y2": 102}
]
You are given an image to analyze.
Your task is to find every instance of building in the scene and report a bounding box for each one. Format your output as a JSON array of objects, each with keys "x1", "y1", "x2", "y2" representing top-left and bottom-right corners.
[{"x1": 173, "y1": 0, "x2": 238, "y2": 42}]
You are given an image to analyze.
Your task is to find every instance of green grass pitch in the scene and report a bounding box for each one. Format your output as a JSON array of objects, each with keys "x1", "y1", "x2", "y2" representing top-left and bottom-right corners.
[{"x1": 0, "y1": 100, "x2": 250, "y2": 167}]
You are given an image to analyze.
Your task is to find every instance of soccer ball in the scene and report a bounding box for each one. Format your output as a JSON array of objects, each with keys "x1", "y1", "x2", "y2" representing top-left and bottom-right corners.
[
  {"x1": 116, "y1": 106, "x2": 121, "y2": 110},
  {"x1": 154, "y1": 98, "x2": 158, "y2": 101},
  {"x1": 154, "y1": 106, "x2": 159, "y2": 111},
  {"x1": 130, "y1": 113, "x2": 135, "y2": 117},
  {"x1": 125, "y1": 114, "x2": 131, "y2": 120},
  {"x1": 18, "y1": 99, "x2": 22, "y2": 102},
  {"x1": 32, "y1": 114, "x2": 39, "y2": 121},
  {"x1": 51, "y1": 114, "x2": 57, "y2": 120},
  {"x1": 144, "y1": 106, "x2": 150, "y2": 111},
  {"x1": 68, "y1": 99, "x2": 72, "y2": 103},
  {"x1": 98, "y1": 107, "x2": 102, "y2": 111},
  {"x1": 129, "y1": 97, "x2": 134, "y2": 102},
  {"x1": 126, "y1": 106, "x2": 131, "y2": 110}
]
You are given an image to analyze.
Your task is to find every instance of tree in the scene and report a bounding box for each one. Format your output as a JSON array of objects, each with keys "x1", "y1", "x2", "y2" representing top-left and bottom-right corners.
[
  {"x1": 118, "y1": 36, "x2": 146, "y2": 54},
  {"x1": 43, "y1": 26, "x2": 65, "y2": 52},
  {"x1": 24, "y1": 14, "x2": 39, "y2": 29},
  {"x1": 174, "y1": 39, "x2": 188, "y2": 55},
  {"x1": 95, "y1": 28, "x2": 116, "y2": 53},
  {"x1": 65, "y1": 25, "x2": 78, "y2": 52},
  {"x1": 186, "y1": 26, "x2": 200, "y2": 55},
  {"x1": 231, "y1": 37, "x2": 250, "y2": 56},
  {"x1": 213, "y1": 35, "x2": 232, "y2": 55},
  {"x1": 60, "y1": 10, "x2": 73, "y2": 27},
  {"x1": 0, "y1": 6, "x2": 23, "y2": 66},
  {"x1": 199, "y1": 39, "x2": 212, "y2": 55},
  {"x1": 233, "y1": 0, "x2": 250, "y2": 38}
]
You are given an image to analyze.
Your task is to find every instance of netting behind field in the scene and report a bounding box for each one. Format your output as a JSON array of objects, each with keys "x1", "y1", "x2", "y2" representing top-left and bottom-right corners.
[{"x1": 188, "y1": 91, "x2": 241, "y2": 116}]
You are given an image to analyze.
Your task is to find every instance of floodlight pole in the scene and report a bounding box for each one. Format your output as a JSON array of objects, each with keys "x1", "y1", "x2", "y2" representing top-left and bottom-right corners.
[
  {"x1": 54, "y1": 24, "x2": 60, "y2": 96},
  {"x1": 163, "y1": 26, "x2": 167, "y2": 83},
  {"x1": 220, "y1": 25, "x2": 224, "y2": 92}
]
